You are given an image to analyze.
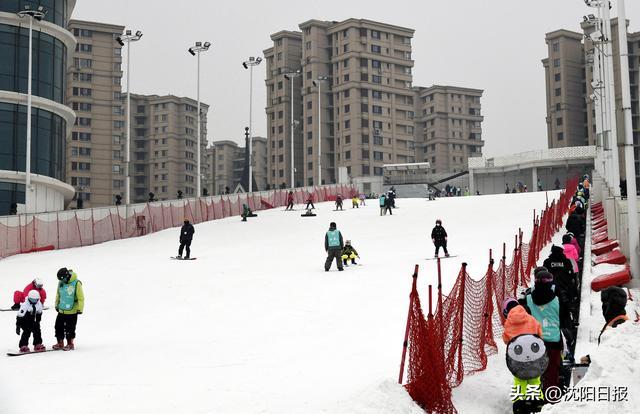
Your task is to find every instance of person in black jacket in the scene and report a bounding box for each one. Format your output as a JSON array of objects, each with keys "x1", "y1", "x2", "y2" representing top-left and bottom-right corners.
[
  {"x1": 543, "y1": 245, "x2": 578, "y2": 325},
  {"x1": 565, "y1": 211, "x2": 586, "y2": 248},
  {"x1": 178, "y1": 218, "x2": 195, "y2": 259},
  {"x1": 597, "y1": 286, "x2": 629, "y2": 344},
  {"x1": 431, "y1": 219, "x2": 449, "y2": 257}
]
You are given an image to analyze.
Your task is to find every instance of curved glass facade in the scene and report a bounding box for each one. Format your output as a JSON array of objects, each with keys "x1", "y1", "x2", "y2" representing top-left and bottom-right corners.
[
  {"x1": 0, "y1": 24, "x2": 67, "y2": 104},
  {"x1": 1, "y1": 0, "x2": 68, "y2": 28},
  {"x1": 0, "y1": 102, "x2": 66, "y2": 180}
]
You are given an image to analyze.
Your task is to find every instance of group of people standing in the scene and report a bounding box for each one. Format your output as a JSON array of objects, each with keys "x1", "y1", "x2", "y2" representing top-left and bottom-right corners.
[{"x1": 11, "y1": 268, "x2": 84, "y2": 353}]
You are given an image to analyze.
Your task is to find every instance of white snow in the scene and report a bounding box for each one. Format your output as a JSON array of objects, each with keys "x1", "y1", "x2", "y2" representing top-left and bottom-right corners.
[{"x1": 0, "y1": 192, "x2": 557, "y2": 413}]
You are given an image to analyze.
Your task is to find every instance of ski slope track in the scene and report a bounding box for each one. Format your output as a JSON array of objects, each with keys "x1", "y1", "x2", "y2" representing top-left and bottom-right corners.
[{"x1": 1, "y1": 192, "x2": 556, "y2": 414}]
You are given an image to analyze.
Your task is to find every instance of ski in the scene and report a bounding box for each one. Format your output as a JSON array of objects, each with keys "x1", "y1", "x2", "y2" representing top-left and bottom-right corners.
[
  {"x1": 426, "y1": 255, "x2": 458, "y2": 261},
  {"x1": 170, "y1": 257, "x2": 197, "y2": 260},
  {"x1": 0, "y1": 306, "x2": 50, "y2": 312},
  {"x1": 7, "y1": 348, "x2": 64, "y2": 357}
]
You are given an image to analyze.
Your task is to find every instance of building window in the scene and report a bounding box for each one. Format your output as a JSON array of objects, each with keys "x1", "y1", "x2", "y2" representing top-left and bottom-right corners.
[
  {"x1": 344, "y1": 74, "x2": 349, "y2": 82},
  {"x1": 556, "y1": 103, "x2": 561, "y2": 111},
  {"x1": 344, "y1": 120, "x2": 350, "y2": 129},
  {"x1": 555, "y1": 88, "x2": 561, "y2": 96},
  {"x1": 554, "y1": 73, "x2": 561, "y2": 82},
  {"x1": 344, "y1": 104, "x2": 350, "y2": 113},
  {"x1": 362, "y1": 134, "x2": 369, "y2": 144},
  {"x1": 373, "y1": 136, "x2": 383, "y2": 145},
  {"x1": 343, "y1": 44, "x2": 348, "y2": 53},
  {"x1": 371, "y1": 30, "x2": 381, "y2": 39},
  {"x1": 278, "y1": 111, "x2": 283, "y2": 119},
  {"x1": 372, "y1": 60, "x2": 381, "y2": 69},
  {"x1": 345, "y1": 135, "x2": 351, "y2": 144},
  {"x1": 307, "y1": 131, "x2": 312, "y2": 140},
  {"x1": 371, "y1": 45, "x2": 381, "y2": 54},
  {"x1": 307, "y1": 116, "x2": 313, "y2": 125},
  {"x1": 553, "y1": 58, "x2": 560, "y2": 67},
  {"x1": 361, "y1": 119, "x2": 369, "y2": 128},
  {"x1": 552, "y1": 42, "x2": 559, "y2": 52},
  {"x1": 345, "y1": 150, "x2": 351, "y2": 160},
  {"x1": 343, "y1": 59, "x2": 349, "y2": 68},
  {"x1": 362, "y1": 149, "x2": 369, "y2": 159},
  {"x1": 307, "y1": 71, "x2": 312, "y2": 80},
  {"x1": 307, "y1": 147, "x2": 313, "y2": 155},
  {"x1": 372, "y1": 75, "x2": 381, "y2": 84},
  {"x1": 557, "y1": 132, "x2": 564, "y2": 140},
  {"x1": 344, "y1": 89, "x2": 350, "y2": 98},
  {"x1": 373, "y1": 167, "x2": 383, "y2": 176},
  {"x1": 556, "y1": 117, "x2": 563, "y2": 126},
  {"x1": 372, "y1": 90, "x2": 382, "y2": 100},
  {"x1": 75, "y1": 117, "x2": 91, "y2": 126},
  {"x1": 372, "y1": 105, "x2": 382, "y2": 114},
  {"x1": 306, "y1": 41, "x2": 311, "y2": 50}
]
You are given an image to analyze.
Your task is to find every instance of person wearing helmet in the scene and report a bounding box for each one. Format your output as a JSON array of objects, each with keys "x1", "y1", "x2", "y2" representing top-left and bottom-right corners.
[
  {"x1": 341, "y1": 240, "x2": 359, "y2": 266},
  {"x1": 16, "y1": 290, "x2": 45, "y2": 353},
  {"x1": 10, "y1": 278, "x2": 47, "y2": 310},
  {"x1": 178, "y1": 217, "x2": 195, "y2": 259},
  {"x1": 53, "y1": 268, "x2": 85, "y2": 351},
  {"x1": 324, "y1": 222, "x2": 344, "y2": 271},
  {"x1": 431, "y1": 219, "x2": 449, "y2": 257}
]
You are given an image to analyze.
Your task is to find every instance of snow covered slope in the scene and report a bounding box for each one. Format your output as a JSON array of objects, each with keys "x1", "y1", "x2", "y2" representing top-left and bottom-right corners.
[{"x1": 0, "y1": 192, "x2": 554, "y2": 414}]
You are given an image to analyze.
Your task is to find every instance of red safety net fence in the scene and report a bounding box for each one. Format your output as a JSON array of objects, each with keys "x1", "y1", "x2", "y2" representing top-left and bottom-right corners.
[
  {"x1": 398, "y1": 177, "x2": 579, "y2": 413},
  {"x1": 0, "y1": 184, "x2": 358, "y2": 260}
]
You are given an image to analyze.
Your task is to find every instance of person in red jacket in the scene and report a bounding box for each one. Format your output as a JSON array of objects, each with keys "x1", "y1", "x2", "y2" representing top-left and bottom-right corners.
[
  {"x1": 285, "y1": 191, "x2": 295, "y2": 211},
  {"x1": 11, "y1": 278, "x2": 46, "y2": 310}
]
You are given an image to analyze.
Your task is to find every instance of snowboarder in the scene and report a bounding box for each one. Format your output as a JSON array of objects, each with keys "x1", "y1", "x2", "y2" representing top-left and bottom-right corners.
[
  {"x1": 53, "y1": 268, "x2": 85, "y2": 351},
  {"x1": 379, "y1": 193, "x2": 387, "y2": 216},
  {"x1": 341, "y1": 240, "x2": 359, "y2": 266},
  {"x1": 387, "y1": 188, "x2": 396, "y2": 208},
  {"x1": 285, "y1": 191, "x2": 295, "y2": 211},
  {"x1": 359, "y1": 193, "x2": 366, "y2": 206},
  {"x1": 178, "y1": 217, "x2": 195, "y2": 259},
  {"x1": 16, "y1": 290, "x2": 45, "y2": 353},
  {"x1": 305, "y1": 194, "x2": 315, "y2": 210},
  {"x1": 335, "y1": 194, "x2": 344, "y2": 211},
  {"x1": 324, "y1": 222, "x2": 344, "y2": 271},
  {"x1": 11, "y1": 278, "x2": 46, "y2": 310},
  {"x1": 351, "y1": 196, "x2": 359, "y2": 209},
  {"x1": 241, "y1": 204, "x2": 256, "y2": 222},
  {"x1": 431, "y1": 219, "x2": 449, "y2": 257},
  {"x1": 384, "y1": 194, "x2": 393, "y2": 215}
]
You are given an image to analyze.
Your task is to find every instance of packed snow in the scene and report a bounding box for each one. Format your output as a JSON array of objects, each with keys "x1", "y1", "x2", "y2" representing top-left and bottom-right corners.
[{"x1": 1, "y1": 192, "x2": 567, "y2": 413}]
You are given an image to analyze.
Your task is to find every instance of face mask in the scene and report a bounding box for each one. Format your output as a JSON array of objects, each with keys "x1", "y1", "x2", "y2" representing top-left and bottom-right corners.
[{"x1": 184, "y1": 221, "x2": 189, "y2": 225}]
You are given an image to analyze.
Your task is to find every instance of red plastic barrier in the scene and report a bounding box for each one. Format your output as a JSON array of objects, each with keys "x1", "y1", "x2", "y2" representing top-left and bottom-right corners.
[
  {"x1": 592, "y1": 239, "x2": 619, "y2": 256},
  {"x1": 21, "y1": 244, "x2": 55, "y2": 254},
  {"x1": 591, "y1": 268, "x2": 631, "y2": 291},
  {"x1": 592, "y1": 232, "x2": 608, "y2": 245},
  {"x1": 593, "y1": 249, "x2": 627, "y2": 266},
  {"x1": 593, "y1": 222, "x2": 608, "y2": 232},
  {"x1": 260, "y1": 199, "x2": 274, "y2": 209},
  {"x1": 593, "y1": 219, "x2": 606, "y2": 229}
]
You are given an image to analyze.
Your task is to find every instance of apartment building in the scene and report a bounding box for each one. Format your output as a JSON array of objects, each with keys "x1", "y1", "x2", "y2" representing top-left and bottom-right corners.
[
  {"x1": 66, "y1": 19, "x2": 125, "y2": 207},
  {"x1": 128, "y1": 94, "x2": 208, "y2": 202},
  {"x1": 265, "y1": 19, "x2": 484, "y2": 190},
  {"x1": 414, "y1": 86, "x2": 484, "y2": 174},
  {"x1": 543, "y1": 18, "x2": 640, "y2": 188},
  {"x1": 210, "y1": 137, "x2": 268, "y2": 194}
]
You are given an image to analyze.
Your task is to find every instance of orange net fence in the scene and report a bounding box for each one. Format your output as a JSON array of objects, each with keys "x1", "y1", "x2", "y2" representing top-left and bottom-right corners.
[
  {"x1": 0, "y1": 184, "x2": 358, "y2": 259},
  {"x1": 399, "y1": 177, "x2": 579, "y2": 413}
]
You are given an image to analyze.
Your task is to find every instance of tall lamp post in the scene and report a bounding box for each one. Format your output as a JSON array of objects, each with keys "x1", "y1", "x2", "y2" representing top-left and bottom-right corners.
[
  {"x1": 17, "y1": 5, "x2": 46, "y2": 214},
  {"x1": 189, "y1": 41, "x2": 211, "y2": 198},
  {"x1": 284, "y1": 70, "x2": 301, "y2": 188},
  {"x1": 242, "y1": 56, "x2": 262, "y2": 193},
  {"x1": 312, "y1": 76, "x2": 329, "y2": 186},
  {"x1": 116, "y1": 29, "x2": 143, "y2": 205}
]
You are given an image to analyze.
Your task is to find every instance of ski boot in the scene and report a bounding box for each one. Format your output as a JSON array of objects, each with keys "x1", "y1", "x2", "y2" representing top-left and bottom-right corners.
[
  {"x1": 445, "y1": 253, "x2": 450, "y2": 257},
  {"x1": 52, "y1": 340, "x2": 65, "y2": 350},
  {"x1": 434, "y1": 254, "x2": 438, "y2": 258},
  {"x1": 33, "y1": 344, "x2": 46, "y2": 352},
  {"x1": 19, "y1": 346, "x2": 30, "y2": 353},
  {"x1": 352, "y1": 260, "x2": 357, "y2": 265},
  {"x1": 64, "y1": 339, "x2": 75, "y2": 351}
]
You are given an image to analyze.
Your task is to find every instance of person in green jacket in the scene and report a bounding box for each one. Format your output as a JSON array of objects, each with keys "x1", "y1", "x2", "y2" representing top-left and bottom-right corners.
[{"x1": 53, "y1": 267, "x2": 84, "y2": 351}]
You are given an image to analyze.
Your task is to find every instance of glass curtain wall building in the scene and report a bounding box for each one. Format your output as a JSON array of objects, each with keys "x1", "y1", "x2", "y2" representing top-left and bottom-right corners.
[{"x1": 0, "y1": 0, "x2": 76, "y2": 214}]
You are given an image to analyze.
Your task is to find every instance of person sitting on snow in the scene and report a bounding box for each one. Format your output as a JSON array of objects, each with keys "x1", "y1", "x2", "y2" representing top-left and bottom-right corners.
[
  {"x1": 11, "y1": 278, "x2": 46, "y2": 310},
  {"x1": 341, "y1": 240, "x2": 359, "y2": 266},
  {"x1": 16, "y1": 290, "x2": 45, "y2": 353}
]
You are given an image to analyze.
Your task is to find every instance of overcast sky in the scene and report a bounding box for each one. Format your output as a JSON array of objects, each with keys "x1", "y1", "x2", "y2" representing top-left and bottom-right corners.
[{"x1": 71, "y1": 0, "x2": 639, "y2": 157}]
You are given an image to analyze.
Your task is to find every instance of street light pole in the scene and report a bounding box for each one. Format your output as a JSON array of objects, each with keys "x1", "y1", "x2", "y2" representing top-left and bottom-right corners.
[
  {"x1": 189, "y1": 42, "x2": 211, "y2": 198},
  {"x1": 313, "y1": 76, "x2": 329, "y2": 186},
  {"x1": 616, "y1": 0, "x2": 639, "y2": 279},
  {"x1": 17, "y1": 5, "x2": 46, "y2": 214},
  {"x1": 117, "y1": 30, "x2": 143, "y2": 205},
  {"x1": 243, "y1": 57, "x2": 262, "y2": 193},
  {"x1": 285, "y1": 70, "x2": 301, "y2": 188}
]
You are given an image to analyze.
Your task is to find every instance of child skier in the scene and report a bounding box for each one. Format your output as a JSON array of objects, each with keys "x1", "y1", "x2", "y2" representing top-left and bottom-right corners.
[
  {"x1": 53, "y1": 267, "x2": 85, "y2": 351},
  {"x1": 305, "y1": 194, "x2": 315, "y2": 210},
  {"x1": 379, "y1": 193, "x2": 387, "y2": 216},
  {"x1": 178, "y1": 218, "x2": 195, "y2": 259},
  {"x1": 335, "y1": 194, "x2": 344, "y2": 211},
  {"x1": 351, "y1": 196, "x2": 359, "y2": 209},
  {"x1": 341, "y1": 240, "x2": 359, "y2": 266},
  {"x1": 11, "y1": 278, "x2": 46, "y2": 310},
  {"x1": 285, "y1": 191, "x2": 295, "y2": 211},
  {"x1": 16, "y1": 290, "x2": 45, "y2": 353},
  {"x1": 359, "y1": 193, "x2": 366, "y2": 206},
  {"x1": 431, "y1": 219, "x2": 449, "y2": 257}
]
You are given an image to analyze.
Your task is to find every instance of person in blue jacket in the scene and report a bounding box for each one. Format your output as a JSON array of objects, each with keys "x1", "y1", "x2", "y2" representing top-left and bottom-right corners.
[{"x1": 324, "y1": 222, "x2": 344, "y2": 271}]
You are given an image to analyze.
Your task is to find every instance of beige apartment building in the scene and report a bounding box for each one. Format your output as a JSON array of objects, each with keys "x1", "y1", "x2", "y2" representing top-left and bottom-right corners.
[
  {"x1": 265, "y1": 19, "x2": 484, "y2": 190},
  {"x1": 543, "y1": 18, "x2": 640, "y2": 188},
  {"x1": 414, "y1": 85, "x2": 484, "y2": 174},
  {"x1": 127, "y1": 94, "x2": 208, "y2": 202},
  {"x1": 209, "y1": 137, "x2": 268, "y2": 195},
  {"x1": 66, "y1": 19, "x2": 125, "y2": 207}
]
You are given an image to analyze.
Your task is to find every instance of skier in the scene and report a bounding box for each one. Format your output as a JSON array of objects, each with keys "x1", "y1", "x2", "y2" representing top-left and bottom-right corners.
[
  {"x1": 351, "y1": 196, "x2": 359, "y2": 209},
  {"x1": 505, "y1": 183, "x2": 510, "y2": 194},
  {"x1": 324, "y1": 222, "x2": 344, "y2": 271},
  {"x1": 178, "y1": 217, "x2": 195, "y2": 259},
  {"x1": 543, "y1": 246, "x2": 578, "y2": 333},
  {"x1": 379, "y1": 193, "x2": 387, "y2": 216},
  {"x1": 53, "y1": 268, "x2": 85, "y2": 351},
  {"x1": 305, "y1": 193, "x2": 315, "y2": 210},
  {"x1": 341, "y1": 240, "x2": 359, "y2": 266},
  {"x1": 335, "y1": 194, "x2": 344, "y2": 211},
  {"x1": 431, "y1": 219, "x2": 449, "y2": 257},
  {"x1": 285, "y1": 191, "x2": 295, "y2": 211},
  {"x1": 388, "y1": 187, "x2": 397, "y2": 207},
  {"x1": 11, "y1": 278, "x2": 46, "y2": 310},
  {"x1": 16, "y1": 290, "x2": 45, "y2": 353},
  {"x1": 359, "y1": 193, "x2": 366, "y2": 206}
]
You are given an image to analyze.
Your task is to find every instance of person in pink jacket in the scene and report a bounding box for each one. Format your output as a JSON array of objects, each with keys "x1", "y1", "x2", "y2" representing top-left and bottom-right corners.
[
  {"x1": 11, "y1": 278, "x2": 47, "y2": 310},
  {"x1": 566, "y1": 232, "x2": 581, "y2": 257},
  {"x1": 562, "y1": 234, "x2": 579, "y2": 273}
]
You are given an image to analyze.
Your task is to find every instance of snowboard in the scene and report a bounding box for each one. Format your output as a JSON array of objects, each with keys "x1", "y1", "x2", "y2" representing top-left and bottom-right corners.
[
  {"x1": 301, "y1": 213, "x2": 317, "y2": 217},
  {"x1": 426, "y1": 255, "x2": 458, "y2": 261},
  {"x1": 333, "y1": 209, "x2": 346, "y2": 212},
  {"x1": 0, "y1": 306, "x2": 50, "y2": 312},
  {"x1": 7, "y1": 348, "x2": 65, "y2": 357},
  {"x1": 170, "y1": 257, "x2": 197, "y2": 260}
]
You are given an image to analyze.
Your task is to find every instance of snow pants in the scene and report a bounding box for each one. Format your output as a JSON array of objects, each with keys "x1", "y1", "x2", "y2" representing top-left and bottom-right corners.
[
  {"x1": 434, "y1": 241, "x2": 448, "y2": 256},
  {"x1": 511, "y1": 376, "x2": 543, "y2": 414},
  {"x1": 19, "y1": 321, "x2": 42, "y2": 347},
  {"x1": 342, "y1": 252, "x2": 357, "y2": 264},
  {"x1": 286, "y1": 201, "x2": 294, "y2": 210},
  {"x1": 179, "y1": 239, "x2": 192, "y2": 258},
  {"x1": 542, "y1": 347, "x2": 562, "y2": 395},
  {"x1": 306, "y1": 201, "x2": 314, "y2": 209},
  {"x1": 55, "y1": 313, "x2": 78, "y2": 341},
  {"x1": 325, "y1": 248, "x2": 344, "y2": 271}
]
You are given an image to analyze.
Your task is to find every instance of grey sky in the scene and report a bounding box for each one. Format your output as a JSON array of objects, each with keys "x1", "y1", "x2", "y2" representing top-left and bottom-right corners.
[{"x1": 72, "y1": 0, "x2": 639, "y2": 157}]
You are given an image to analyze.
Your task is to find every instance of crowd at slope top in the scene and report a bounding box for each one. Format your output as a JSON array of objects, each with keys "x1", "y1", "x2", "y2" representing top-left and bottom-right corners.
[
  {"x1": 9, "y1": 268, "x2": 84, "y2": 353},
  {"x1": 504, "y1": 177, "x2": 564, "y2": 195},
  {"x1": 500, "y1": 174, "x2": 630, "y2": 414}
]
